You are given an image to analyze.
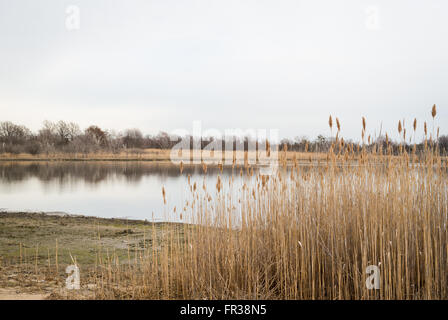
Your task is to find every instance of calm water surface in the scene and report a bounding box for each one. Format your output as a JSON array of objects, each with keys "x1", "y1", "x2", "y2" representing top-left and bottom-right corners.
[{"x1": 0, "y1": 161, "x2": 251, "y2": 221}]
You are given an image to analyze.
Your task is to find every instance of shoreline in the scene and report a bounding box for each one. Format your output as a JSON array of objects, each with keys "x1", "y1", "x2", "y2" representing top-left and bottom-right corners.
[
  {"x1": 0, "y1": 210, "x2": 158, "y2": 223},
  {"x1": 0, "y1": 211, "x2": 182, "y2": 300},
  {"x1": 0, "y1": 149, "x2": 330, "y2": 163}
]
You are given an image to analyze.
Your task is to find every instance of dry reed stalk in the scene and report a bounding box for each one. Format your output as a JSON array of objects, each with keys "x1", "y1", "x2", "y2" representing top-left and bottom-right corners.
[{"x1": 89, "y1": 112, "x2": 448, "y2": 300}]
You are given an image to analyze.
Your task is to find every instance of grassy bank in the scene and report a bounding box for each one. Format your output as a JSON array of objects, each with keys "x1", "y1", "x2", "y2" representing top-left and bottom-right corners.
[
  {"x1": 0, "y1": 212, "x2": 184, "y2": 299},
  {"x1": 0, "y1": 149, "x2": 329, "y2": 163}
]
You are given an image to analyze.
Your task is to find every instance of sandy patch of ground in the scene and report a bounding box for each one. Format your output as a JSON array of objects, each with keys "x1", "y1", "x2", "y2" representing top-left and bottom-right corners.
[{"x1": 0, "y1": 288, "x2": 48, "y2": 300}]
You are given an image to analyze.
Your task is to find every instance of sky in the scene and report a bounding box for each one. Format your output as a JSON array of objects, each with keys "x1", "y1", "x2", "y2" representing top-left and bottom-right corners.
[{"x1": 0, "y1": 0, "x2": 447, "y2": 142}]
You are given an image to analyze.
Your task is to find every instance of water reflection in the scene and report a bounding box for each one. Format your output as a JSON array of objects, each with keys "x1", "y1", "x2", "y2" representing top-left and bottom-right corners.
[
  {"x1": 0, "y1": 161, "x2": 247, "y2": 221},
  {"x1": 0, "y1": 161, "x2": 228, "y2": 185}
]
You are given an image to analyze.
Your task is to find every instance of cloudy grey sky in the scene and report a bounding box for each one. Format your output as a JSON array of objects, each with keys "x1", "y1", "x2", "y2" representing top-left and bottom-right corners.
[{"x1": 0, "y1": 0, "x2": 447, "y2": 141}]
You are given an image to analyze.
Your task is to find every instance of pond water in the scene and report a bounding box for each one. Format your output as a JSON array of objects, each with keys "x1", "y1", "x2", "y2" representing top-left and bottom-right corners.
[{"x1": 0, "y1": 161, "x2": 251, "y2": 222}]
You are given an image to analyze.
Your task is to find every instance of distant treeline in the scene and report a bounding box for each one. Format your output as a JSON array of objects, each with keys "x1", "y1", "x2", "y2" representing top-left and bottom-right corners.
[{"x1": 1, "y1": 120, "x2": 447, "y2": 155}]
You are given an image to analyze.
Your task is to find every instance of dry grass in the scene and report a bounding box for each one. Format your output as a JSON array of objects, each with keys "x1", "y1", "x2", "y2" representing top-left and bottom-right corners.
[
  {"x1": 0, "y1": 212, "x2": 180, "y2": 299},
  {"x1": 0, "y1": 148, "x2": 331, "y2": 164},
  {"x1": 86, "y1": 140, "x2": 448, "y2": 299},
  {"x1": 0, "y1": 149, "x2": 173, "y2": 162}
]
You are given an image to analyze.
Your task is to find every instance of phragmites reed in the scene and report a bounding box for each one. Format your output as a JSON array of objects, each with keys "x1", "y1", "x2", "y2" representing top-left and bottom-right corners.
[
  {"x1": 266, "y1": 139, "x2": 271, "y2": 157},
  {"x1": 362, "y1": 117, "x2": 366, "y2": 131},
  {"x1": 90, "y1": 111, "x2": 447, "y2": 301},
  {"x1": 424, "y1": 122, "x2": 427, "y2": 136},
  {"x1": 431, "y1": 105, "x2": 437, "y2": 143},
  {"x1": 336, "y1": 117, "x2": 341, "y2": 131},
  {"x1": 216, "y1": 175, "x2": 222, "y2": 192},
  {"x1": 413, "y1": 118, "x2": 417, "y2": 132},
  {"x1": 329, "y1": 115, "x2": 333, "y2": 130},
  {"x1": 162, "y1": 186, "x2": 166, "y2": 204}
]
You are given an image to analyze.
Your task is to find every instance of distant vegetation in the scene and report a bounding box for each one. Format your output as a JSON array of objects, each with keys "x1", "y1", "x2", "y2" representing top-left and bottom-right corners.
[{"x1": 1, "y1": 119, "x2": 447, "y2": 156}]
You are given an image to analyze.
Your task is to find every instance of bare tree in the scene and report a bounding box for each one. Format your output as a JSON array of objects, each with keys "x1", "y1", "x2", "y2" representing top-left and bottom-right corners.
[
  {"x1": 0, "y1": 121, "x2": 31, "y2": 145},
  {"x1": 123, "y1": 128, "x2": 143, "y2": 148},
  {"x1": 85, "y1": 125, "x2": 108, "y2": 147}
]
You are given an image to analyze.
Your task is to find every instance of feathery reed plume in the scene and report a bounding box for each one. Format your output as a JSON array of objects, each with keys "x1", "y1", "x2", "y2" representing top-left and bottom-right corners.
[
  {"x1": 216, "y1": 175, "x2": 222, "y2": 192},
  {"x1": 431, "y1": 105, "x2": 437, "y2": 143},
  {"x1": 336, "y1": 117, "x2": 341, "y2": 131},
  {"x1": 398, "y1": 120, "x2": 402, "y2": 134},
  {"x1": 162, "y1": 186, "x2": 166, "y2": 204},
  {"x1": 329, "y1": 115, "x2": 333, "y2": 130},
  {"x1": 413, "y1": 118, "x2": 417, "y2": 131},
  {"x1": 424, "y1": 121, "x2": 427, "y2": 136},
  {"x1": 261, "y1": 175, "x2": 267, "y2": 188},
  {"x1": 266, "y1": 139, "x2": 270, "y2": 157},
  {"x1": 362, "y1": 117, "x2": 366, "y2": 131}
]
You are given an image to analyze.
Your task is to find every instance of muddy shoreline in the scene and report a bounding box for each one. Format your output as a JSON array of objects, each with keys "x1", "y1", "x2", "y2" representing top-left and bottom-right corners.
[{"x1": 0, "y1": 211, "x2": 182, "y2": 299}]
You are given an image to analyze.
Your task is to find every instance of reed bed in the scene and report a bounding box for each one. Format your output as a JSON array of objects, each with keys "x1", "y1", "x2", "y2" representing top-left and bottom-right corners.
[
  {"x1": 91, "y1": 157, "x2": 447, "y2": 299},
  {"x1": 88, "y1": 111, "x2": 448, "y2": 299}
]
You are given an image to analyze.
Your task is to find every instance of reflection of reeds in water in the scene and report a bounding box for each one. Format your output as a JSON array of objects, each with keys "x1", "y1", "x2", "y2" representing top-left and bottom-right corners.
[{"x1": 90, "y1": 110, "x2": 448, "y2": 300}]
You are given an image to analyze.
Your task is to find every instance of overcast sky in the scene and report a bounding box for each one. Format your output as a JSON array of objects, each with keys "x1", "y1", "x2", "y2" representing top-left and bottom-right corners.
[{"x1": 0, "y1": 0, "x2": 447, "y2": 141}]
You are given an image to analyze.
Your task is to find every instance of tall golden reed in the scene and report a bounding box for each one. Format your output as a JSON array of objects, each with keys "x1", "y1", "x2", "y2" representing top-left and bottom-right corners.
[{"x1": 93, "y1": 110, "x2": 447, "y2": 300}]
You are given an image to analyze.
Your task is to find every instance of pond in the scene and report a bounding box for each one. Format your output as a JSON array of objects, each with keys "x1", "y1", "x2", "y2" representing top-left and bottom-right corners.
[{"x1": 0, "y1": 161, "x2": 252, "y2": 222}]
